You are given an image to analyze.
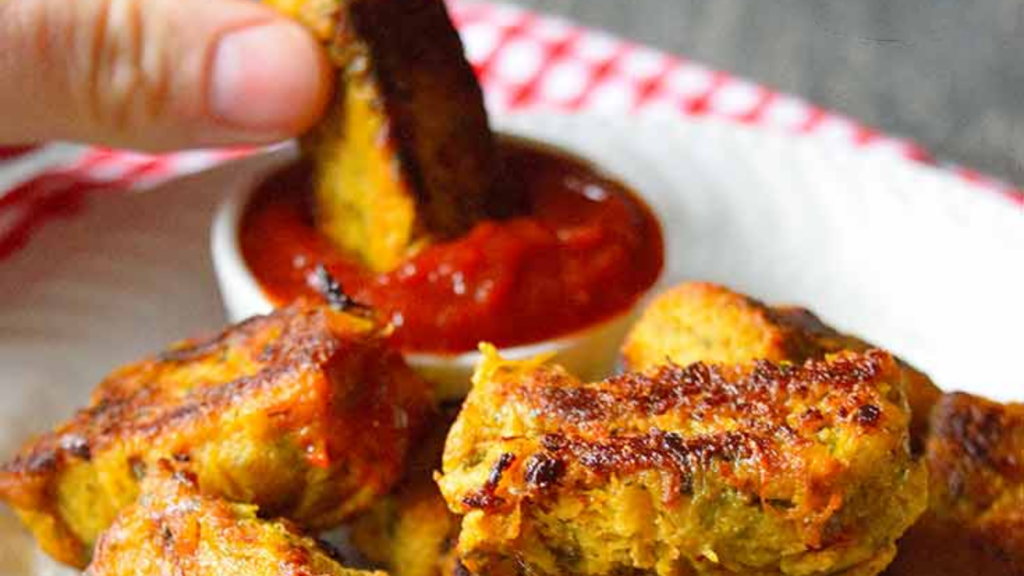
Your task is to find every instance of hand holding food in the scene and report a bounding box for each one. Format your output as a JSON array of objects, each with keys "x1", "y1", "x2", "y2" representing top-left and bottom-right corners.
[
  {"x1": 233, "y1": 0, "x2": 662, "y2": 401},
  {"x1": 0, "y1": 0, "x2": 331, "y2": 149},
  {"x1": 0, "y1": 0, "x2": 1018, "y2": 571}
]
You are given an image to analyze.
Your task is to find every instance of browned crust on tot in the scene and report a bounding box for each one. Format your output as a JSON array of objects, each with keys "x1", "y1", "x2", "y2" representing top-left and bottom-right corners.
[
  {"x1": 886, "y1": 392, "x2": 1024, "y2": 576},
  {"x1": 439, "y1": 347, "x2": 926, "y2": 576},
  {"x1": 85, "y1": 461, "x2": 385, "y2": 576},
  {"x1": 473, "y1": 351, "x2": 903, "y2": 508},
  {"x1": 0, "y1": 300, "x2": 431, "y2": 567},
  {"x1": 340, "y1": 0, "x2": 512, "y2": 228},
  {"x1": 267, "y1": 0, "x2": 512, "y2": 270},
  {"x1": 926, "y1": 393, "x2": 1024, "y2": 560},
  {"x1": 349, "y1": 408, "x2": 462, "y2": 576},
  {"x1": 621, "y1": 282, "x2": 942, "y2": 449}
]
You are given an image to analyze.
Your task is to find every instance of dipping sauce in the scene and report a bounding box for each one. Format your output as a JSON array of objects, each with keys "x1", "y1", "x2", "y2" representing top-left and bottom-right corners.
[{"x1": 240, "y1": 139, "x2": 663, "y2": 353}]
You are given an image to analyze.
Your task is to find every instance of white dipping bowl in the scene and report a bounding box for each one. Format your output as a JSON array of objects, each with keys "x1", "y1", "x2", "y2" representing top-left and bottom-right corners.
[{"x1": 211, "y1": 123, "x2": 664, "y2": 400}]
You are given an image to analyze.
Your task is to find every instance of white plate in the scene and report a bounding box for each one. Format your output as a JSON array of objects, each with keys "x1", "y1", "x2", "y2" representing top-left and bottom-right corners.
[{"x1": 1, "y1": 112, "x2": 1022, "y2": 575}]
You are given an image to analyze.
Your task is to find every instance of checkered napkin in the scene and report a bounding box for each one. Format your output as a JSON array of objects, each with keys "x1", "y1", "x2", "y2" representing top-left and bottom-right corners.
[{"x1": 0, "y1": 1, "x2": 1019, "y2": 261}]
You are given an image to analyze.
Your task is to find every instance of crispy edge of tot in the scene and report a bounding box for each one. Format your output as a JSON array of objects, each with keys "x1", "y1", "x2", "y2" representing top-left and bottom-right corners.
[
  {"x1": 350, "y1": 409, "x2": 462, "y2": 576},
  {"x1": 85, "y1": 460, "x2": 386, "y2": 576},
  {"x1": 0, "y1": 300, "x2": 432, "y2": 568},
  {"x1": 886, "y1": 392, "x2": 1024, "y2": 575},
  {"x1": 621, "y1": 282, "x2": 942, "y2": 448},
  {"x1": 265, "y1": 0, "x2": 509, "y2": 271},
  {"x1": 927, "y1": 393, "x2": 1024, "y2": 532},
  {"x1": 439, "y1": 345, "x2": 927, "y2": 576}
]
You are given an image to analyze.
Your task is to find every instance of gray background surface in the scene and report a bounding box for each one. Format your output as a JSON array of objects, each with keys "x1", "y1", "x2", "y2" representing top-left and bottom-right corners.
[{"x1": 472, "y1": 0, "x2": 1024, "y2": 188}]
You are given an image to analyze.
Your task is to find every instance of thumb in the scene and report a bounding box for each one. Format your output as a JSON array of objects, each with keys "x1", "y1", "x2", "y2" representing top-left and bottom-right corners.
[{"x1": 0, "y1": 0, "x2": 333, "y2": 150}]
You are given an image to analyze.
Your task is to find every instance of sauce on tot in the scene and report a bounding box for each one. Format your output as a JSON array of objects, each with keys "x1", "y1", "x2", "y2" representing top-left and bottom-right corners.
[{"x1": 240, "y1": 138, "x2": 663, "y2": 353}]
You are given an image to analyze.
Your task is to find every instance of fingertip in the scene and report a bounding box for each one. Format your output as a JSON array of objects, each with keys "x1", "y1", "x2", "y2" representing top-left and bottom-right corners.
[{"x1": 208, "y1": 19, "x2": 333, "y2": 141}]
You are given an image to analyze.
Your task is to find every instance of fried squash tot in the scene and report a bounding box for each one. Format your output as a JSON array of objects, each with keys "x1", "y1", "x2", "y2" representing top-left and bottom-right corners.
[
  {"x1": 886, "y1": 392, "x2": 1024, "y2": 576},
  {"x1": 86, "y1": 461, "x2": 386, "y2": 576},
  {"x1": 265, "y1": 0, "x2": 505, "y2": 271},
  {"x1": 622, "y1": 282, "x2": 942, "y2": 447},
  {"x1": 927, "y1": 393, "x2": 1024, "y2": 557},
  {"x1": 438, "y1": 346, "x2": 927, "y2": 576},
  {"x1": 352, "y1": 478, "x2": 461, "y2": 576},
  {"x1": 351, "y1": 409, "x2": 462, "y2": 576},
  {"x1": 0, "y1": 300, "x2": 431, "y2": 568}
]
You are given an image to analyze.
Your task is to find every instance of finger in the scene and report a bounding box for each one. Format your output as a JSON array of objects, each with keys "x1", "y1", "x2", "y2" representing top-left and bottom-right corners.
[{"x1": 0, "y1": 0, "x2": 333, "y2": 150}]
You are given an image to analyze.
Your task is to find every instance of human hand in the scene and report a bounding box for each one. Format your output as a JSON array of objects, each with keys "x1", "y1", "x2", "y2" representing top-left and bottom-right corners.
[{"x1": 0, "y1": 0, "x2": 332, "y2": 151}]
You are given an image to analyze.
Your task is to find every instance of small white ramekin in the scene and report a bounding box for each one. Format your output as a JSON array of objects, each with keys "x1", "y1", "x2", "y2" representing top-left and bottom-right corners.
[{"x1": 211, "y1": 136, "x2": 660, "y2": 400}]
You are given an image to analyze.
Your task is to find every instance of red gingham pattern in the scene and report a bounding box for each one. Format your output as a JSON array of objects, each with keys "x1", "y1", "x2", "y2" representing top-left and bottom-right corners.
[{"x1": 0, "y1": 1, "x2": 1020, "y2": 262}]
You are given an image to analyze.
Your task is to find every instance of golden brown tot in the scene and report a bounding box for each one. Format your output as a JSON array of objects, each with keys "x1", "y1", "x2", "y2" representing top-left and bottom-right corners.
[
  {"x1": 264, "y1": 0, "x2": 506, "y2": 271},
  {"x1": 886, "y1": 392, "x2": 1024, "y2": 576},
  {"x1": 86, "y1": 461, "x2": 387, "y2": 576},
  {"x1": 351, "y1": 409, "x2": 462, "y2": 576},
  {"x1": 0, "y1": 300, "x2": 431, "y2": 567},
  {"x1": 438, "y1": 346, "x2": 927, "y2": 576},
  {"x1": 622, "y1": 282, "x2": 942, "y2": 446}
]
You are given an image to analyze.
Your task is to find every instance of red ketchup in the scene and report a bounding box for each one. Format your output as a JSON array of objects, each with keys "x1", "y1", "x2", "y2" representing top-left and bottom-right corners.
[{"x1": 240, "y1": 139, "x2": 663, "y2": 354}]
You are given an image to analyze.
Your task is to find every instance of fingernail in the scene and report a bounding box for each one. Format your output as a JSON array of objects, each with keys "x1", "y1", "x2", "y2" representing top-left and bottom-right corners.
[{"x1": 210, "y1": 21, "x2": 328, "y2": 136}]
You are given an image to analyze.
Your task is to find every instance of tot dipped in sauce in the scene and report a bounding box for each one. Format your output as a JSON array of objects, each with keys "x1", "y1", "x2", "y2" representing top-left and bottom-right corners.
[
  {"x1": 257, "y1": 0, "x2": 662, "y2": 356},
  {"x1": 240, "y1": 139, "x2": 663, "y2": 354}
]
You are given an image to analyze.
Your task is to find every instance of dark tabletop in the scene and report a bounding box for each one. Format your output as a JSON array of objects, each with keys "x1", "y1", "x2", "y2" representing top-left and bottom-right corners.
[{"x1": 479, "y1": 0, "x2": 1024, "y2": 189}]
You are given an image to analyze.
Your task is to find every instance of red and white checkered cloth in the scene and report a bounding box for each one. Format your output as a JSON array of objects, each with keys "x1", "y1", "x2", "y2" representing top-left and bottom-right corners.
[{"x1": 0, "y1": 1, "x2": 1020, "y2": 261}]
